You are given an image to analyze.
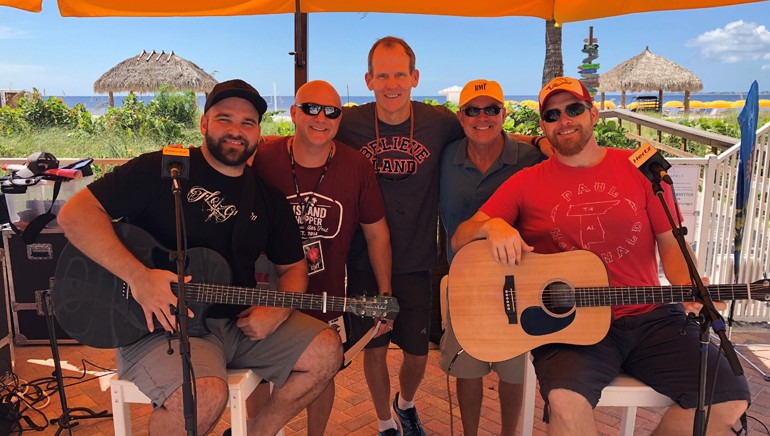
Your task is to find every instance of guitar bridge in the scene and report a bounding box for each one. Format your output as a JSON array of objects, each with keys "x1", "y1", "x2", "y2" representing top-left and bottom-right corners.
[{"x1": 503, "y1": 275, "x2": 518, "y2": 324}]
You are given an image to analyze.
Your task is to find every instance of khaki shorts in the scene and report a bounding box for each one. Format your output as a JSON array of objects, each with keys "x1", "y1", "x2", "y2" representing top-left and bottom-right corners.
[
  {"x1": 116, "y1": 312, "x2": 329, "y2": 407},
  {"x1": 440, "y1": 305, "x2": 525, "y2": 383}
]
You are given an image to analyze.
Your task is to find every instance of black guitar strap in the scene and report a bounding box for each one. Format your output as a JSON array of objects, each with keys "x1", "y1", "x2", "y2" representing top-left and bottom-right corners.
[
  {"x1": 20, "y1": 179, "x2": 62, "y2": 244},
  {"x1": 230, "y1": 169, "x2": 256, "y2": 287}
]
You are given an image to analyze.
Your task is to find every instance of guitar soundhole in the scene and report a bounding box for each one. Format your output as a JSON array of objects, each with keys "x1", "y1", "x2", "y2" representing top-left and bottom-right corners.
[{"x1": 542, "y1": 280, "x2": 576, "y2": 316}]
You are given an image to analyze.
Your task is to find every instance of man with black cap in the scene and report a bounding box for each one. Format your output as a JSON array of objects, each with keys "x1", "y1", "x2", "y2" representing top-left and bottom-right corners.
[
  {"x1": 451, "y1": 76, "x2": 750, "y2": 435},
  {"x1": 58, "y1": 79, "x2": 342, "y2": 435}
]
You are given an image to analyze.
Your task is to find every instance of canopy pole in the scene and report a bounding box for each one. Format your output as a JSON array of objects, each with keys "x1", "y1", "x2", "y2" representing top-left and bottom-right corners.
[
  {"x1": 658, "y1": 88, "x2": 663, "y2": 113},
  {"x1": 109, "y1": 91, "x2": 114, "y2": 108},
  {"x1": 293, "y1": 0, "x2": 308, "y2": 94}
]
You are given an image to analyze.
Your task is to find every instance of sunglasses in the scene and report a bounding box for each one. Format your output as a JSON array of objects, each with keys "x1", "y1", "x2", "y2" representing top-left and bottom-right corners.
[
  {"x1": 542, "y1": 102, "x2": 592, "y2": 123},
  {"x1": 462, "y1": 105, "x2": 503, "y2": 117},
  {"x1": 295, "y1": 103, "x2": 342, "y2": 119}
]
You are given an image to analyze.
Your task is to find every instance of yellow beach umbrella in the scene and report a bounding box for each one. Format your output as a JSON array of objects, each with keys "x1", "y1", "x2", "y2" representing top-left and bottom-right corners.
[
  {"x1": 706, "y1": 100, "x2": 732, "y2": 108},
  {"x1": 689, "y1": 100, "x2": 705, "y2": 108},
  {"x1": 504, "y1": 100, "x2": 518, "y2": 111},
  {"x1": 343, "y1": 102, "x2": 358, "y2": 107},
  {"x1": 759, "y1": 99, "x2": 770, "y2": 108},
  {"x1": 593, "y1": 101, "x2": 617, "y2": 109},
  {"x1": 627, "y1": 102, "x2": 639, "y2": 109},
  {"x1": 519, "y1": 100, "x2": 539, "y2": 109},
  {"x1": 663, "y1": 100, "x2": 684, "y2": 108},
  {"x1": 731, "y1": 100, "x2": 745, "y2": 108}
]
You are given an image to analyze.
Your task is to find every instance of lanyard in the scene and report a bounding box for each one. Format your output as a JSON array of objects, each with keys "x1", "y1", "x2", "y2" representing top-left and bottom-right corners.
[{"x1": 289, "y1": 137, "x2": 333, "y2": 223}]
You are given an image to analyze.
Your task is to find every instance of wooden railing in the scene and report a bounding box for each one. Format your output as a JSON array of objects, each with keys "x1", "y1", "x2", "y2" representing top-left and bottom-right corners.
[{"x1": 598, "y1": 108, "x2": 737, "y2": 155}]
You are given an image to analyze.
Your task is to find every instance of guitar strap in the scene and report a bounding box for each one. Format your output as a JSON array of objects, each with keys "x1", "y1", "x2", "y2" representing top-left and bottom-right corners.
[
  {"x1": 19, "y1": 179, "x2": 62, "y2": 244},
  {"x1": 230, "y1": 169, "x2": 257, "y2": 287}
]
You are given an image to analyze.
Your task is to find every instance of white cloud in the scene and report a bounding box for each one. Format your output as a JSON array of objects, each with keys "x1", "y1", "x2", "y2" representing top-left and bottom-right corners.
[
  {"x1": 686, "y1": 20, "x2": 770, "y2": 63},
  {"x1": 0, "y1": 26, "x2": 29, "y2": 39},
  {"x1": 763, "y1": 65, "x2": 770, "y2": 71}
]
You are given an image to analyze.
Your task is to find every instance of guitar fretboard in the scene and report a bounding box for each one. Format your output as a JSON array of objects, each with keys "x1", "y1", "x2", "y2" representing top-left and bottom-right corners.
[
  {"x1": 571, "y1": 284, "x2": 754, "y2": 307},
  {"x1": 171, "y1": 283, "x2": 349, "y2": 312}
]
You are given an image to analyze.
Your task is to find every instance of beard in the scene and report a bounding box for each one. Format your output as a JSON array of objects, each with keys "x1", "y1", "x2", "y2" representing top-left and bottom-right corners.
[
  {"x1": 549, "y1": 125, "x2": 593, "y2": 157},
  {"x1": 205, "y1": 133, "x2": 257, "y2": 166}
]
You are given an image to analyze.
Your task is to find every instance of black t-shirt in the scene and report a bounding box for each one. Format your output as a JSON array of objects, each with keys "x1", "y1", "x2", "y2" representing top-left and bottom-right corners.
[
  {"x1": 337, "y1": 102, "x2": 464, "y2": 273},
  {"x1": 89, "y1": 147, "x2": 304, "y2": 315}
]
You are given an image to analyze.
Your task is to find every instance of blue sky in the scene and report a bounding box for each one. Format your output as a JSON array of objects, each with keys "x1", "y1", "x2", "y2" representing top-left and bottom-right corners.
[{"x1": 1, "y1": 2, "x2": 769, "y2": 97}]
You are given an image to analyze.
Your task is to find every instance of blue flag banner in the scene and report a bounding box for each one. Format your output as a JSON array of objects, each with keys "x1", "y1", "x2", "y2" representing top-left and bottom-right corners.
[{"x1": 734, "y1": 80, "x2": 759, "y2": 279}]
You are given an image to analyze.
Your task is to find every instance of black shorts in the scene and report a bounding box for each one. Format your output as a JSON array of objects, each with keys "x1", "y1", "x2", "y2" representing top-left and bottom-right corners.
[
  {"x1": 532, "y1": 304, "x2": 751, "y2": 415},
  {"x1": 346, "y1": 267, "x2": 432, "y2": 356}
]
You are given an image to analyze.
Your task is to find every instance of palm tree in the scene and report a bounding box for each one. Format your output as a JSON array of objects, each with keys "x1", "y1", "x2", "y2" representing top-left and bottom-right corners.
[{"x1": 542, "y1": 19, "x2": 564, "y2": 86}]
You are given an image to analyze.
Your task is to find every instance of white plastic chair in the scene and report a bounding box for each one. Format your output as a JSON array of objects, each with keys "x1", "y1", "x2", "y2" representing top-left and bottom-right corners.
[
  {"x1": 110, "y1": 368, "x2": 283, "y2": 436},
  {"x1": 596, "y1": 373, "x2": 675, "y2": 436}
]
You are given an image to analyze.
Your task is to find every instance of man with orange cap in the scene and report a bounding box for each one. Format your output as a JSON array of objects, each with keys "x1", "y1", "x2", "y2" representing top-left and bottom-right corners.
[{"x1": 451, "y1": 76, "x2": 750, "y2": 435}]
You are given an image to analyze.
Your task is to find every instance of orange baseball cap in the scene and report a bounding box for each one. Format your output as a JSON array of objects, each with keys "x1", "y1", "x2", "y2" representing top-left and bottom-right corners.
[
  {"x1": 459, "y1": 79, "x2": 504, "y2": 107},
  {"x1": 538, "y1": 77, "x2": 593, "y2": 115}
]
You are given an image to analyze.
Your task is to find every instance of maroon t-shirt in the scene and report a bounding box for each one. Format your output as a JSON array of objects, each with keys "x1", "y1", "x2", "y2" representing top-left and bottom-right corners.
[{"x1": 253, "y1": 137, "x2": 385, "y2": 321}]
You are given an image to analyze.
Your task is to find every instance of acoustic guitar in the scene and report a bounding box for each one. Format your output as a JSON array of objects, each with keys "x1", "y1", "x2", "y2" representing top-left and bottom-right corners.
[
  {"x1": 448, "y1": 240, "x2": 769, "y2": 362},
  {"x1": 52, "y1": 223, "x2": 399, "y2": 348}
]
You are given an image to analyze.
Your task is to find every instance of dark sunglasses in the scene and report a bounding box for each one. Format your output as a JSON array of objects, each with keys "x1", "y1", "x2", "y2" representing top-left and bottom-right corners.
[
  {"x1": 295, "y1": 103, "x2": 342, "y2": 119},
  {"x1": 462, "y1": 105, "x2": 503, "y2": 117},
  {"x1": 542, "y1": 102, "x2": 592, "y2": 123}
]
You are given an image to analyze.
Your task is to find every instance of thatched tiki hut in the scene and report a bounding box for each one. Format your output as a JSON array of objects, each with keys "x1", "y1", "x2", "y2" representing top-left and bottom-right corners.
[
  {"x1": 94, "y1": 50, "x2": 217, "y2": 107},
  {"x1": 598, "y1": 47, "x2": 703, "y2": 114}
]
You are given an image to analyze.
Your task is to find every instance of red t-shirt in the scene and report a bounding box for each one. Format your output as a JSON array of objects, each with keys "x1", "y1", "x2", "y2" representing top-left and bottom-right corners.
[
  {"x1": 253, "y1": 137, "x2": 385, "y2": 321},
  {"x1": 480, "y1": 148, "x2": 677, "y2": 319}
]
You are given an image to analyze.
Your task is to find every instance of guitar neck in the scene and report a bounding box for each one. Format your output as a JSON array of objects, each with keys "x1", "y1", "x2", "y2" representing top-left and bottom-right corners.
[
  {"x1": 576, "y1": 284, "x2": 753, "y2": 307},
  {"x1": 172, "y1": 283, "x2": 349, "y2": 312}
]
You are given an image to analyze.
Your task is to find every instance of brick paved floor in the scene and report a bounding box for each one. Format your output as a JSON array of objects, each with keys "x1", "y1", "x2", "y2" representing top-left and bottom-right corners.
[{"x1": 4, "y1": 323, "x2": 770, "y2": 435}]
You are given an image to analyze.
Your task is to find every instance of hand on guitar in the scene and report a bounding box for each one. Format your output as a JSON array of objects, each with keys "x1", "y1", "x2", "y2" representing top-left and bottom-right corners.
[
  {"x1": 236, "y1": 306, "x2": 292, "y2": 341},
  {"x1": 483, "y1": 218, "x2": 534, "y2": 266},
  {"x1": 129, "y1": 269, "x2": 193, "y2": 333},
  {"x1": 372, "y1": 318, "x2": 394, "y2": 339},
  {"x1": 680, "y1": 277, "x2": 727, "y2": 315}
]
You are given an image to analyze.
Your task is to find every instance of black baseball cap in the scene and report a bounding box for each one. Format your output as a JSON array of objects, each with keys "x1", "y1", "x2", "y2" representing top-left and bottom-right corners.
[{"x1": 204, "y1": 79, "x2": 268, "y2": 121}]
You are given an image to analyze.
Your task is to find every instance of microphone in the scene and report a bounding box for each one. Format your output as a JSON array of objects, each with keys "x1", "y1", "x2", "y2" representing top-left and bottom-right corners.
[
  {"x1": 161, "y1": 146, "x2": 190, "y2": 180},
  {"x1": 629, "y1": 142, "x2": 673, "y2": 185}
]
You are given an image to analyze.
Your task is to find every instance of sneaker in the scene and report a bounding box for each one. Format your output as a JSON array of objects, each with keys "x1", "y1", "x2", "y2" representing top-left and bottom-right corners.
[
  {"x1": 378, "y1": 428, "x2": 400, "y2": 436},
  {"x1": 392, "y1": 392, "x2": 426, "y2": 436}
]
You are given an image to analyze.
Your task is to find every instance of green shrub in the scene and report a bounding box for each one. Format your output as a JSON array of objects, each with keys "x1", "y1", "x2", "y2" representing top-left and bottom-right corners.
[
  {"x1": 594, "y1": 120, "x2": 637, "y2": 149},
  {"x1": 504, "y1": 104, "x2": 542, "y2": 136},
  {"x1": 147, "y1": 85, "x2": 198, "y2": 127},
  {"x1": 0, "y1": 106, "x2": 30, "y2": 136}
]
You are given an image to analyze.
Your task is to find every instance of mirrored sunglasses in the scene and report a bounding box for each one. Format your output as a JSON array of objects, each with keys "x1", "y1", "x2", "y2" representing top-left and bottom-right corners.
[
  {"x1": 295, "y1": 103, "x2": 342, "y2": 119},
  {"x1": 542, "y1": 102, "x2": 591, "y2": 123},
  {"x1": 462, "y1": 105, "x2": 503, "y2": 117}
]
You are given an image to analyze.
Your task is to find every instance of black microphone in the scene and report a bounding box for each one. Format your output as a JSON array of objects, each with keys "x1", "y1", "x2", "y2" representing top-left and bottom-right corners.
[
  {"x1": 629, "y1": 142, "x2": 673, "y2": 185},
  {"x1": 161, "y1": 146, "x2": 190, "y2": 180}
]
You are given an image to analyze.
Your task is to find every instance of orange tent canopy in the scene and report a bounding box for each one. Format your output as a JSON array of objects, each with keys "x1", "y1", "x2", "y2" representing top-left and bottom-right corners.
[{"x1": 2, "y1": 0, "x2": 764, "y2": 22}]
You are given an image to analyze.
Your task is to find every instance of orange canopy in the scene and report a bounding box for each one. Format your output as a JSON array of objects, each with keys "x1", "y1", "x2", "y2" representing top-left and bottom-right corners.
[{"x1": 2, "y1": 0, "x2": 764, "y2": 22}]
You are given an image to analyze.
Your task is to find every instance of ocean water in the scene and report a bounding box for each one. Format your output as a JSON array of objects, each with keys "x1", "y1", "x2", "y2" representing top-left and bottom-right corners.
[{"x1": 54, "y1": 93, "x2": 766, "y2": 116}]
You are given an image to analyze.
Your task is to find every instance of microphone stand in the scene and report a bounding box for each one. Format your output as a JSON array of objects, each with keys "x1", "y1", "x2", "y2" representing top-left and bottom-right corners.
[
  {"x1": 170, "y1": 167, "x2": 197, "y2": 435},
  {"x1": 649, "y1": 173, "x2": 743, "y2": 436}
]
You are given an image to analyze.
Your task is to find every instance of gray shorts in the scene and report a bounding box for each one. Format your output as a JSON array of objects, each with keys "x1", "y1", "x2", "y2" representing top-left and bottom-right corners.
[
  {"x1": 116, "y1": 312, "x2": 329, "y2": 407},
  {"x1": 439, "y1": 305, "x2": 525, "y2": 383}
]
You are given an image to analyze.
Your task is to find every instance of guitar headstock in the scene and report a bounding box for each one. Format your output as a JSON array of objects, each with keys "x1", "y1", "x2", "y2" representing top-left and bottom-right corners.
[
  {"x1": 346, "y1": 295, "x2": 400, "y2": 320},
  {"x1": 751, "y1": 278, "x2": 770, "y2": 303}
]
